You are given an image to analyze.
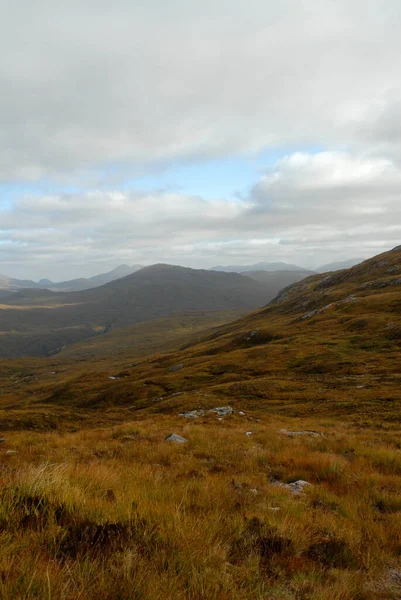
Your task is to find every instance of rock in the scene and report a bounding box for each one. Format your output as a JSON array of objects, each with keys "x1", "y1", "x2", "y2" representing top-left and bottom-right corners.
[
  {"x1": 360, "y1": 277, "x2": 401, "y2": 290},
  {"x1": 6, "y1": 450, "x2": 17, "y2": 454},
  {"x1": 0, "y1": 438, "x2": 5, "y2": 443},
  {"x1": 279, "y1": 429, "x2": 321, "y2": 437},
  {"x1": 249, "y1": 488, "x2": 258, "y2": 495},
  {"x1": 268, "y1": 506, "x2": 281, "y2": 511},
  {"x1": 109, "y1": 376, "x2": 118, "y2": 380},
  {"x1": 245, "y1": 431, "x2": 253, "y2": 436},
  {"x1": 208, "y1": 406, "x2": 234, "y2": 417},
  {"x1": 165, "y1": 433, "x2": 188, "y2": 444},
  {"x1": 179, "y1": 409, "x2": 205, "y2": 419},
  {"x1": 282, "y1": 480, "x2": 312, "y2": 494},
  {"x1": 169, "y1": 364, "x2": 184, "y2": 372},
  {"x1": 238, "y1": 411, "x2": 246, "y2": 416}
]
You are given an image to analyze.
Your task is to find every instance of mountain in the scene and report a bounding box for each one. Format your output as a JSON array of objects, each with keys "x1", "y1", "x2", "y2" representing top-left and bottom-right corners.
[
  {"x1": 212, "y1": 261, "x2": 313, "y2": 273},
  {"x1": 241, "y1": 269, "x2": 315, "y2": 292},
  {"x1": 316, "y1": 257, "x2": 365, "y2": 272},
  {"x1": 46, "y1": 244, "x2": 401, "y2": 415},
  {"x1": 0, "y1": 264, "x2": 273, "y2": 357},
  {"x1": 0, "y1": 264, "x2": 143, "y2": 293}
]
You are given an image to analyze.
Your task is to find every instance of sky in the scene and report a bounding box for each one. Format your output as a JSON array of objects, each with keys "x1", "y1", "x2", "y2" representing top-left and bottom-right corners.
[{"x1": 1, "y1": 0, "x2": 401, "y2": 280}]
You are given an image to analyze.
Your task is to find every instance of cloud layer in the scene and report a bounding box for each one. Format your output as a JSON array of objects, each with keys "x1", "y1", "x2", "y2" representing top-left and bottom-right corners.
[
  {"x1": 1, "y1": 0, "x2": 401, "y2": 179},
  {"x1": 1, "y1": 1, "x2": 401, "y2": 277},
  {"x1": 2, "y1": 151, "x2": 401, "y2": 279}
]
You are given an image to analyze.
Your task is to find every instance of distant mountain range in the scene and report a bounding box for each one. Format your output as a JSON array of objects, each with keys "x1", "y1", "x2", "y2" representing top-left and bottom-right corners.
[
  {"x1": 0, "y1": 264, "x2": 143, "y2": 294},
  {"x1": 211, "y1": 261, "x2": 313, "y2": 273},
  {"x1": 316, "y1": 258, "x2": 365, "y2": 272},
  {"x1": 0, "y1": 264, "x2": 289, "y2": 357},
  {"x1": 0, "y1": 258, "x2": 365, "y2": 297}
]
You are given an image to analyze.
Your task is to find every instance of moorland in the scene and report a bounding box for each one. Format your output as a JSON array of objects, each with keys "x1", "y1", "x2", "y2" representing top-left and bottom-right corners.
[{"x1": 0, "y1": 247, "x2": 401, "y2": 599}]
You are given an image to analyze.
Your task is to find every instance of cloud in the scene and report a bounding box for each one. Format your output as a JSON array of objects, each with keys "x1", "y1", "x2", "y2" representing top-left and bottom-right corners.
[
  {"x1": 1, "y1": 150, "x2": 401, "y2": 279},
  {"x1": 1, "y1": 0, "x2": 401, "y2": 180}
]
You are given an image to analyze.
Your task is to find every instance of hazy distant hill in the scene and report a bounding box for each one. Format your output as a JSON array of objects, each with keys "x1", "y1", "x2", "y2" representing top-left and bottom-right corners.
[
  {"x1": 316, "y1": 258, "x2": 364, "y2": 272},
  {"x1": 242, "y1": 269, "x2": 314, "y2": 293},
  {"x1": 212, "y1": 261, "x2": 313, "y2": 273},
  {"x1": 0, "y1": 264, "x2": 272, "y2": 357},
  {"x1": 0, "y1": 264, "x2": 143, "y2": 293}
]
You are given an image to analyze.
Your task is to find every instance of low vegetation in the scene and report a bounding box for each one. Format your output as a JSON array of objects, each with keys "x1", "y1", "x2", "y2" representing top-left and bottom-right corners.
[{"x1": 1, "y1": 247, "x2": 401, "y2": 598}]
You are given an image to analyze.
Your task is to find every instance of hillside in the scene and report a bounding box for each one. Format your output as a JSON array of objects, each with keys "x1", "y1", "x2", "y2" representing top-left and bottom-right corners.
[
  {"x1": 1, "y1": 248, "x2": 401, "y2": 599},
  {"x1": 242, "y1": 269, "x2": 314, "y2": 292},
  {"x1": 2, "y1": 245, "x2": 401, "y2": 421},
  {"x1": 0, "y1": 265, "x2": 271, "y2": 358}
]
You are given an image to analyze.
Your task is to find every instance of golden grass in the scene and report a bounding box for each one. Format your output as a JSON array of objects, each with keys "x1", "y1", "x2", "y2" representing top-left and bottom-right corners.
[
  {"x1": 1, "y1": 414, "x2": 401, "y2": 599},
  {"x1": 1, "y1": 247, "x2": 401, "y2": 597}
]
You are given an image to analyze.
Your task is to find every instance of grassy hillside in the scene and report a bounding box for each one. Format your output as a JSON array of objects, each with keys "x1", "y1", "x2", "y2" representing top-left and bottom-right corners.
[
  {"x1": 0, "y1": 265, "x2": 271, "y2": 358},
  {"x1": 0, "y1": 248, "x2": 401, "y2": 598}
]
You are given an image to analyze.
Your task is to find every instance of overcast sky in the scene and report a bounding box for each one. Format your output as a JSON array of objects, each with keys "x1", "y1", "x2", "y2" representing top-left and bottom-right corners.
[{"x1": 1, "y1": 0, "x2": 401, "y2": 280}]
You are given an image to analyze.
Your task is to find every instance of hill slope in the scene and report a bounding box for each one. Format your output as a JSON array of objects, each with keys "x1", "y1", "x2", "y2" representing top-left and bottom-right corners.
[
  {"x1": 242, "y1": 269, "x2": 313, "y2": 292},
  {"x1": 1, "y1": 247, "x2": 401, "y2": 599},
  {"x1": 0, "y1": 265, "x2": 271, "y2": 357},
  {"x1": 17, "y1": 244, "x2": 399, "y2": 422}
]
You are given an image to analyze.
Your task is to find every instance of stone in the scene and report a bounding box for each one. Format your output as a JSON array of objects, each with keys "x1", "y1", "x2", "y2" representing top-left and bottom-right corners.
[
  {"x1": 238, "y1": 411, "x2": 246, "y2": 416},
  {"x1": 283, "y1": 480, "x2": 312, "y2": 494},
  {"x1": 0, "y1": 438, "x2": 5, "y2": 443},
  {"x1": 245, "y1": 431, "x2": 253, "y2": 436},
  {"x1": 169, "y1": 364, "x2": 184, "y2": 372},
  {"x1": 165, "y1": 433, "x2": 188, "y2": 444},
  {"x1": 179, "y1": 409, "x2": 205, "y2": 419},
  {"x1": 208, "y1": 406, "x2": 234, "y2": 417}
]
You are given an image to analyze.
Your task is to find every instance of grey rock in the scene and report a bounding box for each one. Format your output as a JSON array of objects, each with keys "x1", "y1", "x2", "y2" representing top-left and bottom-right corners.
[
  {"x1": 165, "y1": 433, "x2": 188, "y2": 444},
  {"x1": 208, "y1": 406, "x2": 234, "y2": 417},
  {"x1": 169, "y1": 364, "x2": 184, "y2": 372},
  {"x1": 283, "y1": 480, "x2": 312, "y2": 494},
  {"x1": 179, "y1": 410, "x2": 205, "y2": 419},
  {"x1": 0, "y1": 438, "x2": 5, "y2": 443}
]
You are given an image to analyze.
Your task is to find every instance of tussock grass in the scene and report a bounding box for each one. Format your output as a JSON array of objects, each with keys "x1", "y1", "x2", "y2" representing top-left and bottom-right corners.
[{"x1": 0, "y1": 415, "x2": 401, "y2": 599}]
